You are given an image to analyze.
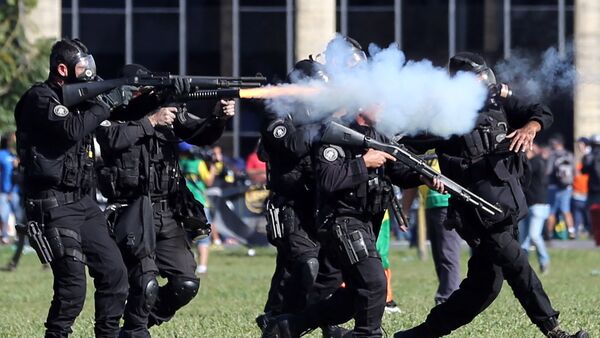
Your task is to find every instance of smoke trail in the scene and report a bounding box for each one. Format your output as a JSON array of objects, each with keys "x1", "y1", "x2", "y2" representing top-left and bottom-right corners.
[
  {"x1": 494, "y1": 46, "x2": 576, "y2": 102},
  {"x1": 265, "y1": 35, "x2": 488, "y2": 138}
]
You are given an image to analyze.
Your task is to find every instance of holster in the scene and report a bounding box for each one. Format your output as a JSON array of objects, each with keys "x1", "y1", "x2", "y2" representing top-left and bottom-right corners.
[
  {"x1": 26, "y1": 221, "x2": 55, "y2": 264},
  {"x1": 265, "y1": 195, "x2": 299, "y2": 245},
  {"x1": 24, "y1": 196, "x2": 83, "y2": 264},
  {"x1": 265, "y1": 199, "x2": 285, "y2": 244},
  {"x1": 333, "y1": 219, "x2": 369, "y2": 266}
]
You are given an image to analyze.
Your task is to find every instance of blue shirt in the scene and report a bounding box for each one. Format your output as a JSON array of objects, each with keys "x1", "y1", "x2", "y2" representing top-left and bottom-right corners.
[{"x1": 0, "y1": 150, "x2": 15, "y2": 193}]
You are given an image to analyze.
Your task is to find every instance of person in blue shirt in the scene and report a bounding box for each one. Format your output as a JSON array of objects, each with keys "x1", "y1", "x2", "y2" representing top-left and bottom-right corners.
[{"x1": 0, "y1": 133, "x2": 23, "y2": 244}]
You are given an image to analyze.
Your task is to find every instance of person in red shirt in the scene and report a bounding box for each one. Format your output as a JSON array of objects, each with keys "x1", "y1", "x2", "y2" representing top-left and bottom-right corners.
[{"x1": 246, "y1": 143, "x2": 267, "y2": 185}]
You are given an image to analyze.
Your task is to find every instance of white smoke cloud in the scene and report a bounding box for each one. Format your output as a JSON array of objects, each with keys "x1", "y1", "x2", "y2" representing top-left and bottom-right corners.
[
  {"x1": 265, "y1": 35, "x2": 488, "y2": 138},
  {"x1": 494, "y1": 46, "x2": 576, "y2": 102}
]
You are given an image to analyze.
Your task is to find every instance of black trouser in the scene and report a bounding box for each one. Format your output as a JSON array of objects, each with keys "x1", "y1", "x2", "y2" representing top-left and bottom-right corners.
[
  {"x1": 41, "y1": 195, "x2": 128, "y2": 338},
  {"x1": 423, "y1": 221, "x2": 559, "y2": 336},
  {"x1": 264, "y1": 208, "x2": 321, "y2": 315},
  {"x1": 304, "y1": 218, "x2": 386, "y2": 338},
  {"x1": 119, "y1": 205, "x2": 198, "y2": 338}
]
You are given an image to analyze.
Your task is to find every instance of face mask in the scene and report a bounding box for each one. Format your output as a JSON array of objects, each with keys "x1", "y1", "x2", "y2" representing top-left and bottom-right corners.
[{"x1": 71, "y1": 54, "x2": 97, "y2": 82}]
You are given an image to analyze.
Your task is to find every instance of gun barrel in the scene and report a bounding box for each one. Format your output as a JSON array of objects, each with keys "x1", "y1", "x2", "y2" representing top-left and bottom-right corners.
[{"x1": 181, "y1": 75, "x2": 267, "y2": 89}]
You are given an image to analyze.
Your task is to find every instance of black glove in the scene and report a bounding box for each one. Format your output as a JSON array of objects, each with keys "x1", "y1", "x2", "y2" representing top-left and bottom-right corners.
[
  {"x1": 97, "y1": 86, "x2": 132, "y2": 110},
  {"x1": 173, "y1": 77, "x2": 191, "y2": 96}
]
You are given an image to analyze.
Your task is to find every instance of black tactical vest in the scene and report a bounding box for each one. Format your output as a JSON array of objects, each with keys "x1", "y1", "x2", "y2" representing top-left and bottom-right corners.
[
  {"x1": 15, "y1": 83, "x2": 95, "y2": 196},
  {"x1": 460, "y1": 106, "x2": 510, "y2": 159},
  {"x1": 98, "y1": 127, "x2": 181, "y2": 202}
]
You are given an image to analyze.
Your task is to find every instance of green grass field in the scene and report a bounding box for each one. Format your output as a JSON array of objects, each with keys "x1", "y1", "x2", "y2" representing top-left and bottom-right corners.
[{"x1": 0, "y1": 245, "x2": 598, "y2": 338}]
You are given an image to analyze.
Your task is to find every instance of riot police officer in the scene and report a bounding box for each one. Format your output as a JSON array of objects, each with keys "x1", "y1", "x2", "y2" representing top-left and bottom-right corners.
[
  {"x1": 263, "y1": 110, "x2": 441, "y2": 338},
  {"x1": 14, "y1": 38, "x2": 129, "y2": 337},
  {"x1": 257, "y1": 59, "x2": 348, "y2": 338},
  {"x1": 394, "y1": 52, "x2": 588, "y2": 338},
  {"x1": 95, "y1": 64, "x2": 235, "y2": 338}
]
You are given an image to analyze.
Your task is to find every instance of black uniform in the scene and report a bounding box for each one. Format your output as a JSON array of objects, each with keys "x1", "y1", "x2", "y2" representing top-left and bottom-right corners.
[
  {"x1": 399, "y1": 96, "x2": 561, "y2": 337},
  {"x1": 14, "y1": 81, "x2": 129, "y2": 338},
  {"x1": 289, "y1": 121, "x2": 420, "y2": 338},
  {"x1": 96, "y1": 100, "x2": 227, "y2": 338},
  {"x1": 260, "y1": 114, "x2": 327, "y2": 316}
]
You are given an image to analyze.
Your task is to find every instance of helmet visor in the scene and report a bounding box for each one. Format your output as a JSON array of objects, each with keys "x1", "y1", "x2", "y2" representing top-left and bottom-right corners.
[
  {"x1": 74, "y1": 54, "x2": 97, "y2": 81},
  {"x1": 477, "y1": 67, "x2": 497, "y2": 86}
]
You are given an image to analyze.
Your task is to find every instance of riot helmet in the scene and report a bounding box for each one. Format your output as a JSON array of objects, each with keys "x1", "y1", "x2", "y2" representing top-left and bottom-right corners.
[
  {"x1": 286, "y1": 59, "x2": 328, "y2": 83},
  {"x1": 448, "y1": 52, "x2": 497, "y2": 87},
  {"x1": 322, "y1": 35, "x2": 367, "y2": 69},
  {"x1": 285, "y1": 59, "x2": 329, "y2": 124},
  {"x1": 49, "y1": 38, "x2": 97, "y2": 83}
]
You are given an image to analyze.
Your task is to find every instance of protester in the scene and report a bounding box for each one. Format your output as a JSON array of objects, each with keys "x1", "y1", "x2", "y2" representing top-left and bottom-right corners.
[
  {"x1": 376, "y1": 211, "x2": 402, "y2": 313},
  {"x1": 179, "y1": 142, "x2": 219, "y2": 275},
  {"x1": 246, "y1": 142, "x2": 267, "y2": 185},
  {"x1": 572, "y1": 137, "x2": 590, "y2": 238},
  {"x1": 519, "y1": 143, "x2": 551, "y2": 274},
  {"x1": 0, "y1": 134, "x2": 21, "y2": 244},
  {"x1": 545, "y1": 134, "x2": 576, "y2": 239},
  {"x1": 420, "y1": 150, "x2": 460, "y2": 305}
]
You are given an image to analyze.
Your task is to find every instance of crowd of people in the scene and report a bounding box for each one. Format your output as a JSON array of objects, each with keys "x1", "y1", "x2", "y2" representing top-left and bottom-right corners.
[{"x1": 2, "y1": 34, "x2": 596, "y2": 338}]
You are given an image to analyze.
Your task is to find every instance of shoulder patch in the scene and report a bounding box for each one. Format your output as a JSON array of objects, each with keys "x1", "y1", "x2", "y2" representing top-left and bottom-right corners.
[
  {"x1": 322, "y1": 147, "x2": 339, "y2": 162},
  {"x1": 273, "y1": 125, "x2": 287, "y2": 138},
  {"x1": 100, "y1": 120, "x2": 111, "y2": 127},
  {"x1": 53, "y1": 105, "x2": 69, "y2": 118}
]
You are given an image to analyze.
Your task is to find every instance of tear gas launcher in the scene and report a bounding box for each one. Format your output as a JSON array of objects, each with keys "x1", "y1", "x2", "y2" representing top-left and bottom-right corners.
[
  {"x1": 62, "y1": 71, "x2": 267, "y2": 107},
  {"x1": 321, "y1": 121, "x2": 503, "y2": 216}
]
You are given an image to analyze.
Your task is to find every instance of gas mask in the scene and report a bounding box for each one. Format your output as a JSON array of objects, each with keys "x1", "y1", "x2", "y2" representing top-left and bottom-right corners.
[
  {"x1": 449, "y1": 54, "x2": 512, "y2": 105},
  {"x1": 69, "y1": 53, "x2": 97, "y2": 82}
]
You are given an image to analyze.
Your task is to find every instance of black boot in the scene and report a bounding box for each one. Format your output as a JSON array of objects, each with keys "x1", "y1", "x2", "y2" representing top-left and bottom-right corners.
[
  {"x1": 256, "y1": 313, "x2": 271, "y2": 333},
  {"x1": 321, "y1": 325, "x2": 352, "y2": 338},
  {"x1": 546, "y1": 328, "x2": 590, "y2": 338},
  {"x1": 261, "y1": 314, "x2": 307, "y2": 338},
  {"x1": 394, "y1": 323, "x2": 437, "y2": 338}
]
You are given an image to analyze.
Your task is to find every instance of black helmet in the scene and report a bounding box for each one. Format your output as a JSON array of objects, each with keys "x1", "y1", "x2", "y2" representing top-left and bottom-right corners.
[
  {"x1": 323, "y1": 35, "x2": 367, "y2": 69},
  {"x1": 49, "y1": 38, "x2": 96, "y2": 82},
  {"x1": 448, "y1": 52, "x2": 496, "y2": 87},
  {"x1": 286, "y1": 59, "x2": 328, "y2": 83}
]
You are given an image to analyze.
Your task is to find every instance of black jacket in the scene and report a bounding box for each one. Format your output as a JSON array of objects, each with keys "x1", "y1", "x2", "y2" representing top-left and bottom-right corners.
[
  {"x1": 403, "y1": 96, "x2": 553, "y2": 226},
  {"x1": 14, "y1": 80, "x2": 109, "y2": 196},
  {"x1": 96, "y1": 97, "x2": 227, "y2": 201},
  {"x1": 314, "y1": 121, "x2": 421, "y2": 223}
]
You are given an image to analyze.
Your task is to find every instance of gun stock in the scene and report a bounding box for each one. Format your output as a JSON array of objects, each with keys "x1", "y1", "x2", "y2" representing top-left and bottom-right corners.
[
  {"x1": 62, "y1": 78, "x2": 128, "y2": 107},
  {"x1": 322, "y1": 121, "x2": 503, "y2": 216}
]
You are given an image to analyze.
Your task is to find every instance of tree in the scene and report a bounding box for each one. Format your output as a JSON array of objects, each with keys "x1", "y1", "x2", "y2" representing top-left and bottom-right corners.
[{"x1": 0, "y1": 0, "x2": 53, "y2": 132}]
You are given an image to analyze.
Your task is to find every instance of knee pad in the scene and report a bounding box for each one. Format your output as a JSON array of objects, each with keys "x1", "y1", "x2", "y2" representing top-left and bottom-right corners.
[
  {"x1": 143, "y1": 277, "x2": 159, "y2": 311},
  {"x1": 169, "y1": 277, "x2": 200, "y2": 308},
  {"x1": 299, "y1": 257, "x2": 319, "y2": 289}
]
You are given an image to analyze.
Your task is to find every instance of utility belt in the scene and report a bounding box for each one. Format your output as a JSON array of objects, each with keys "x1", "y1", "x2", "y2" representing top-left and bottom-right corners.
[
  {"x1": 152, "y1": 198, "x2": 172, "y2": 213},
  {"x1": 26, "y1": 191, "x2": 80, "y2": 212}
]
